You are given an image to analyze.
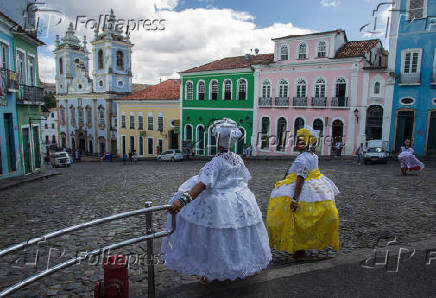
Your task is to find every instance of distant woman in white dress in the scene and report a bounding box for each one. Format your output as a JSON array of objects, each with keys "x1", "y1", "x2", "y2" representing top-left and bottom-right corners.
[
  {"x1": 398, "y1": 139, "x2": 424, "y2": 175},
  {"x1": 161, "y1": 118, "x2": 271, "y2": 282}
]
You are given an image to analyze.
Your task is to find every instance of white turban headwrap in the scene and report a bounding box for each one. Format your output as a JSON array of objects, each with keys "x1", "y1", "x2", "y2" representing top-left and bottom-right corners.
[{"x1": 211, "y1": 118, "x2": 243, "y2": 149}]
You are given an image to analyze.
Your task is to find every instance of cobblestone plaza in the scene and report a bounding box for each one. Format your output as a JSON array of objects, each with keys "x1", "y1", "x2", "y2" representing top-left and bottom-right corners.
[{"x1": 0, "y1": 159, "x2": 435, "y2": 297}]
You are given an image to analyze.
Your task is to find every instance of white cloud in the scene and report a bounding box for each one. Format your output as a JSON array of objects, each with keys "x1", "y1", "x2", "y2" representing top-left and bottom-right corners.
[
  {"x1": 320, "y1": 0, "x2": 340, "y2": 8},
  {"x1": 38, "y1": 52, "x2": 56, "y2": 83},
  {"x1": 37, "y1": 0, "x2": 313, "y2": 84}
]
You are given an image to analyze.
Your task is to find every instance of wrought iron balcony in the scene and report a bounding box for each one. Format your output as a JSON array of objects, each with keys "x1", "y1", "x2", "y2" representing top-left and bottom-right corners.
[
  {"x1": 311, "y1": 97, "x2": 327, "y2": 107},
  {"x1": 399, "y1": 72, "x2": 421, "y2": 85},
  {"x1": 275, "y1": 97, "x2": 289, "y2": 107},
  {"x1": 0, "y1": 68, "x2": 18, "y2": 91},
  {"x1": 331, "y1": 97, "x2": 349, "y2": 107},
  {"x1": 17, "y1": 84, "x2": 44, "y2": 105},
  {"x1": 293, "y1": 97, "x2": 307, "y2": 107},
  {"x1": 258, "y1": 97, "x2": 273, "y2": 107}
]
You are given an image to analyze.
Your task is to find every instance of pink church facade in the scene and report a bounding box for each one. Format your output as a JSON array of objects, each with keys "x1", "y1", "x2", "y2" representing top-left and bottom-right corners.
[{"x1": 252, "y1": 30, "x2": 392, "y2": 156}]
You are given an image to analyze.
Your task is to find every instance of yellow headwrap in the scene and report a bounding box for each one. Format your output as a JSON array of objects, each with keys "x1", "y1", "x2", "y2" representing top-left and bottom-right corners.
[{"x1": 296, "y1": 127, "x2": 318, "y2": 147}]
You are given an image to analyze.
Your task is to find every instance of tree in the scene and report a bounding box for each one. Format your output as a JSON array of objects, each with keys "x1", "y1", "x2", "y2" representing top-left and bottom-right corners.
[{"x1": 43, "y1": 93, "x2": 56, "y2": 109}]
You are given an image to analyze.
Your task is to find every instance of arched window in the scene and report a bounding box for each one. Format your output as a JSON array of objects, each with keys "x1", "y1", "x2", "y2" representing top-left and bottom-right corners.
[
  {"x1": 317, "y1": 41, "x2": 327, "y2": 58},
  {"x1": 59, "y1": 57, "x2": 63, "y2": 74},
  {"x1": 280, "y1": 44, "x2": 288, "y2": 60},
  {"x1": 298, "y1": 43, "x2": 307, "y2": 59},
  {"x1": 278, "y1": 79, "x2": 289, "y2": 97},
  {"x1": 208, "y1": 126, "x2": 217, "y2": 155},
  {"x1": 157, "y1": 113, "x2": 164, "y2": 131},
  {"x1": 197, "y1": 81, "x2": 205, "y2": 100},
  {"x1": 98, "y1": 49, "x2": 104, "y2": 70},
  {"x1": 197, "y1": 125, "x2": 205, "y2": 155},
  {"x1": 121, "y1": 113, "x2": 126, "y2": 128},
  {"x1": 313, "y1": 119, "x2": 324, "y2": 137},
  {"x1": 147, "y1": 112, "x2": 153, "y2": 130},
  {"x1": 223, "y1": 79, "x2": 232, "y2": 100},
  {"x1": 70, "y1": 106, "x2": 76, "y2": 126},
  {"x1": 238, "y1": 79, "x2": 247, "y2": 100},
  {"x1": 210, "y1": 80, "x2": 218, "y2": 100},
  {"x1": 314, "y1": 78, "x2": 326, "y2": 98},
  {"x1": 129, "y1": 112, "x2": 135, "y2": 129},
  {"x1": 116, "y1": 50, "x2": 124, "y2": 70},
  {"x1": 276, "y1": 117, "x2": 287, "y2": 152},
  {"x1": 262, "y1": 80, "x2": 271, "y2": 98},
  {"x1": 138, "y1": 113, "x2": 144, "y2": 130},
  {"x1": 186, "y1": 81, "x2": 193, "y2": 100},
  {"x1": 261, "y1": 117, "x2": 270, "y2": 149},
  {"x1": 86, "y1": 106, "x2": 92, "y2": 128},
  {"x1": 60, "y1": 105, "x2": 65, "y2": 125},
  {"x1": 51, "y1": 123, "x2": 55, "y2": 129},
  {"x1": 334, "y1": 78, "x2": 347, "y2": 106},
  {"x1": 294, "y1": 117, "x2": 305, "y2": 139},
  {"x1": 374, "y1": 82, "x2": 381, "y2": 95},
  {"x1": 78, "y1": 106, "x2": 84, "y2": 126},
  {"x1": 98, "y1": 106, "x2": 105, "y2": 128},
  {"x1": 52, "y1": 135, "x2": 56, "y2": 144},
  {"x1": 185, "y1": 124, "x2": 193, "y2": 140},
  {"x1": 296, "y1": 79, "x2": 307, "y2": 97},
  {"x1": 332, "y1": 120, "x2": 344, "y2": 148}
]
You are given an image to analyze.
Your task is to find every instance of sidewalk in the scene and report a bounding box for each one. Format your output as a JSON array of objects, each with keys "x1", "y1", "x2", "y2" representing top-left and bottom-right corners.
[
  {"x1": 0, "y1": 169, "x2": 60, "y2": 191},
  {"x1": 158, "y1": 238, "x2": 436, "y2": 298}
]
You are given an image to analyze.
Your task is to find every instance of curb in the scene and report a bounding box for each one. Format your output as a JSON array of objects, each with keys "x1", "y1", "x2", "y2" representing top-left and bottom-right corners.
[{"x1": 0, "y1": 172, "x2": 60, "y2": 192}]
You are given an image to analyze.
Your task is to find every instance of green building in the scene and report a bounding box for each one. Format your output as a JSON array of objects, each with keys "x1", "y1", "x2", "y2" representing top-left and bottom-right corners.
[
  {"x1": 180, "y1": 53, "x2": 273, "y2": 156},
  {"x1": 14, "y1": 30, "x2": 45, "y2": 173}
]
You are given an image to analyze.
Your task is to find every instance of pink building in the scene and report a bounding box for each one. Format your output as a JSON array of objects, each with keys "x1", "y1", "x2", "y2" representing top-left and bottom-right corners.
[{"x1": 252, "y1": 30, "x2": 392, "y2": 156}]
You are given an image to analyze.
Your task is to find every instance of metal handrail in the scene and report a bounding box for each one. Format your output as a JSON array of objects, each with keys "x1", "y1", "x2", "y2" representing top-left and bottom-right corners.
[{"x1": 0, "y1": 203, "x2": 175, "y2": 297}]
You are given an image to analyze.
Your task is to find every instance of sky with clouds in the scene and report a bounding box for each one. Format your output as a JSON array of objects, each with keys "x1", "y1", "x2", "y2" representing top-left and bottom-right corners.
[{"x1": 35, "y1": 0, "x2": 391, "y2": 84}]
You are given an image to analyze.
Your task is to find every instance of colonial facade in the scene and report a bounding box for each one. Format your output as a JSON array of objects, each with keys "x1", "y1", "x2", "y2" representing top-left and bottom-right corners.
[
  {"x1": 116, "y1": 79, "x2": 180, "y2": 157},
  {"x1": 180, "y1": 54, "x2": 273, "y2": 156},
  {"x1": 55, "y1": 10, "x2": 133, "y2": 156},
  {"x1": 388, "y1": 0, "x2": 436, "y2": 156},
  {"x1": 41, "y1": 108, "x2": 58, "y2": 155},
  {"x1": 254, "y1": 30, "x2": 391, "y2": 156},
  {"x1": 0, "y1": 6, "x2": 44, "y2": 179}
]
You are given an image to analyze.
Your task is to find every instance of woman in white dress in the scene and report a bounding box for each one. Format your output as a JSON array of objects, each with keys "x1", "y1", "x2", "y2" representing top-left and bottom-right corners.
[
  {"x1": 161, "y1": 118, "x2": 271, "y2": 282},
  {"x1": 398, "y1": 139, "x2": 424, "y2": 175},
  {"x1": 267, "y1": 126, "x2": 339, "y2": 259}
]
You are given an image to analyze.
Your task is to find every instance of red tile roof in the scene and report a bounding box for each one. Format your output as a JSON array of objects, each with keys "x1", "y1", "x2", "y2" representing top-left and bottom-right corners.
[
  {"x1": 335, "y1": 40, "x2": 381, "y2": 58},
  {"x1": 182, "y1": 54, "x2": 274, "y2": 73},
  {"x1": 118, "y1": 79, "x2": 180, "y2": 100},
  {"x1": 272, "y1": 29, "x2": 346, "y2": 41}
]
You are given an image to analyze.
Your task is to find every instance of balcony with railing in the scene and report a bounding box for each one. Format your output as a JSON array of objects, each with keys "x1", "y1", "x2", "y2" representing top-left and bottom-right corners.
[
  {"x1": 0, "y1": 68, "x2": 18, "y2": 91},
  {"x1": 331, "y1": 97, "x2": 349, "y2": 108},
  {"x1": 293, "y1": 97, "x2": 307, "y2": 107},
  {"x1": 258, "y1": 97, "x2": 273, "y2": 107},
  {"x1": 275, "y1": 97, "x2": 289, "y2": 107},
  {"x1": 17, "y1": 84, "x2": 44, "y2": 105},
  {"x1": 311, "y1": 97, "x2": 327, "y2": 107},
  {"x1": 399, "y1": 72, "x2": 421, "y2": 85}
]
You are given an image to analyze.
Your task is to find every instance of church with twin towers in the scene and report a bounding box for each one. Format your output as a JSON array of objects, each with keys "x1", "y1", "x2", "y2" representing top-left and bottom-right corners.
[{"x1": 54, "y1": 9, "x2": 133, "y2": 155}]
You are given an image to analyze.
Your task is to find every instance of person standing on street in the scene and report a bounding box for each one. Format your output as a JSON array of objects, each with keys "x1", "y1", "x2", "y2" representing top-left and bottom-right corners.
[{"x1": 356, "y1": 143, "x2": 364, "y2": 166}]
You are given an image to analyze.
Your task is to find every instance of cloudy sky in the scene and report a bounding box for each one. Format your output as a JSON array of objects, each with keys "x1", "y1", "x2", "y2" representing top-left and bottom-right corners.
[{"x1": 36, "y1": 0, "x2": 391, "y2": 84}]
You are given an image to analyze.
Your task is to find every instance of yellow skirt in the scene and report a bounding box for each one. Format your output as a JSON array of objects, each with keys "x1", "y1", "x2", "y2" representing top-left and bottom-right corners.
[{"x1": 266, "y1": 196, "x2": 339, "y2": 253}]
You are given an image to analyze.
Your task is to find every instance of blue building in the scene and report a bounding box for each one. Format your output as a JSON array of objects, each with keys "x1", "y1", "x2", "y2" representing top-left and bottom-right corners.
[
  {"x1": 389, "y1": 0, "x2": 436, "y2": 156},
  {"x1": 55, "y1": 10, "x2": 132, "y2": 155},
  {"x1": 0, "y1": 12, "x2": 22, "y2": 178}
]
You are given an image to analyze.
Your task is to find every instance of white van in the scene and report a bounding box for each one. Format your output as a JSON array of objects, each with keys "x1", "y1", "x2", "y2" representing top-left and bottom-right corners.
[
  {"x1": 50, "y1": 152, "x2": 71, "y2": 168},
  {"x1": 364, "y1": 140, "x2": 389, "y2": 164}
]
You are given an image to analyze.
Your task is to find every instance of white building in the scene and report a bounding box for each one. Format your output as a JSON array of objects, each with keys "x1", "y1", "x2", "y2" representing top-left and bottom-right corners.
[{"x1": 41, "y1": 108, "x2": 58, "y2": 155}]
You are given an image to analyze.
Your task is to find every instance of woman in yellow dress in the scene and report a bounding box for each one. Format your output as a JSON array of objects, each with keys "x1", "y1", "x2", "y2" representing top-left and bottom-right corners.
[{"x1": 266, "y1": 126, "x2": 339, "y2": 259}]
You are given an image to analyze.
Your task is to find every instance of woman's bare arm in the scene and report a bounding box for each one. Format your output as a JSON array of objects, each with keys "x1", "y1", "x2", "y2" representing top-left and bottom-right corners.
[
  {"x1": 290, "y1": 176, "x2": 305, "y2": 212},
  {"x1": 168, "y1": 182, "x2": 206, "y2": 214}
]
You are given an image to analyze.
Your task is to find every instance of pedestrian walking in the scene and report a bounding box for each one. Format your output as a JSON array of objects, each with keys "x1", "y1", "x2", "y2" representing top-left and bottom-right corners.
[
  {"x1": 398, "y1": 139, "x2": 424, "y2": 175},
  {"x1": 128, "y1": 151, "x2": 133, "y2": 164},
  {"x1": 356, "y1": 143, "x2": 364, "y2": 166},
  {"x1": 132, "y1": 150, "x2": 137, "y2": 163},
  {"x1": 123, "y1": 153, "x2": 127, "y2": 165},
  {"x1": 75, "y1": 150, "x2": 79, "y2": 162},
  {"x1": 266, "y1": 126, "x2": 339, "y2": 260},
  {"x1": 162, "y1": 118, "x2": 271, "y2": 283}
]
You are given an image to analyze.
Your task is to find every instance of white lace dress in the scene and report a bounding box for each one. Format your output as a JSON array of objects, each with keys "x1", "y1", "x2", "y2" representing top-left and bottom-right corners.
[
  {"x1": 161, "y1": 152, "x2": 271, "y2": 281},
  {"x1": 398, "y1": 147, "x2": 424, "y2": 171}
]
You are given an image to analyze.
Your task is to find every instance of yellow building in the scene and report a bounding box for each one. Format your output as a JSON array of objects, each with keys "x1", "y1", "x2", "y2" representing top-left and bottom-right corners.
[{"x1": 115, "y1": 79, "x2": 180, "y2": 157}]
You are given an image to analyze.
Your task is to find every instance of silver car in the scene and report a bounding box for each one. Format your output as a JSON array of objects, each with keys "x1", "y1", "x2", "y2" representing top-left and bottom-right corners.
[
  {"x1": 157, "y1": 149, "x2": 184, "y2": 161},
  {"x1": 50, "y1": 152, "x2": 71, "y2": 168}
]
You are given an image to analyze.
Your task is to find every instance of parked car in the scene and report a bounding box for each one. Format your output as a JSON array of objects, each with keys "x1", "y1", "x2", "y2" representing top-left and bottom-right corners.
[
  {"x1": 157, "y1": 149, "x2": 184, "y2": 161},
  {"x1": 50, "y1": 152, "x2": 71, "y2": 168},
  {"x1": 364, "y1": 140, "x2": 389, "y2": 164}
]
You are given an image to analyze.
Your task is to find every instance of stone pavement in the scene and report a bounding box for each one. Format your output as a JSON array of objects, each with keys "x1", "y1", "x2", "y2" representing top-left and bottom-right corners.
[
  {"x1": 0, "y1": 159, "x2": 435, "y2": 297},
  {"x1": 0, "y1": 169, "x2": 60, "y2": 191}
]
